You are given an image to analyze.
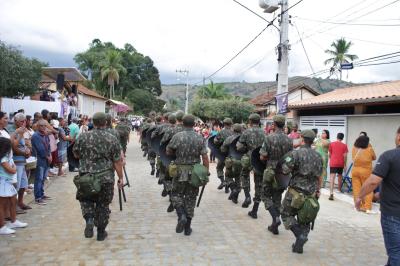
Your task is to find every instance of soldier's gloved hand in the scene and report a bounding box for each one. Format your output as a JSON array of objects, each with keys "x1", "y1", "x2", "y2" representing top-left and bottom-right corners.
[{"x1": 316, "y1": 190, "x2": 321, "y2": 199}]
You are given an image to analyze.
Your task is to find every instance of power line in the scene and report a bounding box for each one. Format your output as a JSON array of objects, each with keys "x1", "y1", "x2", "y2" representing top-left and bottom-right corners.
[
  {"x1": 195, "y1": 25, "x2": 271, "y2": 85},
  {"x1": 232, "y1": 0, "x2": 279, "y2": 31},
  {"x1": 293, "y1": 23, "x2": 315, "y2": 74},
  {"x1": 357, "y1": 59, "x2": 400, "y2": 66},
  {"x1": 295, "y1": 17, "x2": 400, "y2": 26},
  {"x1": 354, "y1": 51, "x2": 400, "y2": 64}
]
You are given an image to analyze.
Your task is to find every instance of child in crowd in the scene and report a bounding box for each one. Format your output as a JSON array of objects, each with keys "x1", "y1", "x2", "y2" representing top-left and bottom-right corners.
[{"x1": 0, "y1": 137, "x2": 28, "y2": 235}]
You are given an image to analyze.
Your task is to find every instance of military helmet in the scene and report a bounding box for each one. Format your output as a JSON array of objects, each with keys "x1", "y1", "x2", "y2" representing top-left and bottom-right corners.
[
  {"x1": 223, "y1": 118, "x2": 233, "y2": 126},
  {"x1": 273, "y1": 114, "x2": 286, "y2": 124},
  {"x1": 248, "y1": 113, "x2": 261, "y2": 123},
  {"x1": 301, "y1": 129, "x2": 316, "y2": 141},
  {"x1": 175, "y1": 110, "x2": 185, "y2": 122},
  {"x1": 182, "y1": 114, "x2": 195, "y2": 127},
  {"x1": 233, "y1": 123, "x2": 242, "y2": 133},
  {"x1": 168, "y1": 114, "x2": 176, "y2": 124},
  {"x1": 93, "y1": 112, "x2": 107, "y2": 125},
  {"x1": 155, "y1": 116, "x2": 162, "y2": 123}
]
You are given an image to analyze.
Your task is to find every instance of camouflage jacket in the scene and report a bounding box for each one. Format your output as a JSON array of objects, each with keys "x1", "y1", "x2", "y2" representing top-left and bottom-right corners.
[
  {"x1": 73, "y1": 128, "x2": 121, "y2": 179},
  {"x1": 167, "y1": 128, "x2": 207, "y2": 165},
  {"x1": 214, "y1": 127, "x2": 234, "y2": 147},
  {"x1": 237, "y1": 126, "x2": 265, "y2": 154},
  {"x1": 105, "y1": 128, "x2": 122, "y2": 149},
  {"x1": 281, "y1": 145, "x2": 323, "y2": 194},
  {"x1": 260, "y1": 128, "x2": 293, "y2": 168},
  {"x1": 115, "y1": 123, "x2": 130, "y2": 143},
  {"x1": 221, "y1": 133, "x2": 241, "y2": 154},
  {"x1": 161, "y1": 124, "x2": 184, "y2": 145},
  {"x1": 151, "y1": 123, "x2": 168, "y2": 139}
]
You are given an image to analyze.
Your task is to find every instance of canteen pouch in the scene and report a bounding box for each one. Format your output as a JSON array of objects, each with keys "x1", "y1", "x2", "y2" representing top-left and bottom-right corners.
[
  {"x1": 289, "y1": 188, "x2": 306, "y2": 209},
  {"x1": 189, "y1": 163, "x2": 209, "y2": 188},
  {"x1": 73, "y1": 173, "x2": 102, "y2": 200},
  {"x1": 241, "y1": 154, "x2": 251, "y2": 169},
  {"x1": 225, "y1": 157, "x2": 233, "y2": 168},
  {"x1": 298, "y1": 196, "x2": 320, "y2": 225},
  {"x1": 168, "y1": 163, "x2": 178, "y2": 178}
]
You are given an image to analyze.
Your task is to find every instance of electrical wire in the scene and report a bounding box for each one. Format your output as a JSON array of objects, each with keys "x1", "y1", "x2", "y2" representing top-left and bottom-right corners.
[
  {"x1": 295, "y1": 17, "x2": 400, "y2": 26},
  {"x1": 232, "y1": 0, "x2": 279, "y2": 31},
  {"x1": 357, "y1": 59, "x2": 400, "y2": 66}
]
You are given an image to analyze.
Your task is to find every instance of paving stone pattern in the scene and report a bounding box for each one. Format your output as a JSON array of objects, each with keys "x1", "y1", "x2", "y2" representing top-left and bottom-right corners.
[{"x1": 0, "y1": 134, "x2": 387, "y2": 266}]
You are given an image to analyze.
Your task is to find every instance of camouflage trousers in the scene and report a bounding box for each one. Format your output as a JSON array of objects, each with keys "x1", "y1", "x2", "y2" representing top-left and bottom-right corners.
[
  {"x1": 148, "y1": 150, "x2": 156, "y2": 165},
  {"x1": 156, "y1": 156, "x2": 162, "y2": 171},
  {"x1": 80, "y1": 181, "x2": 114, "y2": 229},
  {"x1": 216, "y1": 159, "x2": 225, "y2": 179},
  {"x1": 160, "y1": 163, "x2": 173, "y2": 193},
  {"x1": 171, "y1": 178, "x2": 199, "y2": 218},
  {"x1": 225, "y1": 159, "x2": 242, "y2": 191},
  {"x1": 240, "y1": 166, "x2": 263, "y2": 202},
  {"x1": 261, "y1": 166, "x2": 285, "y2": 211}
]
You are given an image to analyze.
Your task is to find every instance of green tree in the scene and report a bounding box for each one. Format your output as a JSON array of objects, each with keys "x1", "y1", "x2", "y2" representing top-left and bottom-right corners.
[
  {"x1": 0, "y1": 40, "x2": 47, "y2": 97},
  {"x1": 165, "y1": 98, "x2": 181, "y2": 112},
  {"x1": 190, "y1": 98, "x2": 254, "y2": 123},
  {"x1": 324, "y1": 38, "x2": 358, "y2": 80},
  {"x1": 197, "y1": 81, "x2": 230, "y2": 99},
  {"x1": 100, "y1": 50, "x2": 126, "y2": 99},
  {"x1": 126, "y1": 89, "x2": 165, "y2": 115}
]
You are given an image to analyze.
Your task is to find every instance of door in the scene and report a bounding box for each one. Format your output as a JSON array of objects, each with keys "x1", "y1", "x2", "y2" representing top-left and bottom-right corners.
[{"x1": 300, "y1": 116, "x2": 347, "y2": 143}]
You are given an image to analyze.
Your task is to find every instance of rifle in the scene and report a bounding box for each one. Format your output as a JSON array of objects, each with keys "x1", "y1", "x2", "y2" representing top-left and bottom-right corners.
[{"x1": 196, "y1": 185, "x2": 206, "y2": 207}]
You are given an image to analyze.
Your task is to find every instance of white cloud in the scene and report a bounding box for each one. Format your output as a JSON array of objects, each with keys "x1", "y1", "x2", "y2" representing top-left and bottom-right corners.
[{"x1": 1, "y1": 0, "x2": 400, "y2": 84}]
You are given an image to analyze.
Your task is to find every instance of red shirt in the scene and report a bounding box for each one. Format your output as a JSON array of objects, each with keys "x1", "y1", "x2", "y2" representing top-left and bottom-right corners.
[
  {"x1": 288, "y1": 131, "x2": 301, "y2": 139},
  {"x1": 329, "y1": 141, "x2": 348, "y2": 167}
]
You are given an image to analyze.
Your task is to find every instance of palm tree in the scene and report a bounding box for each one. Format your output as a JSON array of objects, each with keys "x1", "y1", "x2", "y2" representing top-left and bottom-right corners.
[
  {"x1": 197, "y1": 81, "x2": 230, "y2": 99},
  {"x1": 100, "y1": 50, "x2": 126, "y2": 98},
  {"x1": 324, "y1": 38, "x2": 358, "y2": 80}
]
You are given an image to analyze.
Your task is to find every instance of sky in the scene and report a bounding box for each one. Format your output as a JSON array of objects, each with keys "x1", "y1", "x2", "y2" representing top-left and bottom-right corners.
[{"x1": 1, "y1": 0, "x2": 400, "y2": 85}]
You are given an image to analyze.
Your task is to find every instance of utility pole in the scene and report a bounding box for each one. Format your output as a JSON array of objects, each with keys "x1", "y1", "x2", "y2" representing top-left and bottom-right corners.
[
  {"x1": 260, "y1": 0, "x2": 290, "y2": 114},
  {"x1": 176, "y1": 69, "x2": 189, "y2": 114},
  {"x1": 277, "y1": 0, "x2": 289, "y2": 97}
]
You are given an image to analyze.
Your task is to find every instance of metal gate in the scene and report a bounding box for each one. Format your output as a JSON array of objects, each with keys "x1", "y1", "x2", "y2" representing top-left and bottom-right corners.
[{"x1": 300, "y1": 116, "x2": 347, "y2": 142}]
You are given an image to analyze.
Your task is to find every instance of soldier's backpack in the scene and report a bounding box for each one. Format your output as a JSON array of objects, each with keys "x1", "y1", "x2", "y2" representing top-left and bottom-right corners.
[
  {"x1": 298, "y1": 196, "x2": 320, "y2": 225},
  {"x1": 189, "y1": 164, "x2": 209, "y2": 188}
]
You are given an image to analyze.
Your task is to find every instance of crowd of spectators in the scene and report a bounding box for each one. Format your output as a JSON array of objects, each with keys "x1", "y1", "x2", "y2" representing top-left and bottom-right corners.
[{"x1": 0, "y1": 108, "x2": 94, "y2": 235}]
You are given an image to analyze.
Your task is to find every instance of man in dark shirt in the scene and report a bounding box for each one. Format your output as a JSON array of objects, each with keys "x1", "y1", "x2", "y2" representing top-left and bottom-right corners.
[{"x1": 356, "y1": 127, "x2": 400, "y2": 266}]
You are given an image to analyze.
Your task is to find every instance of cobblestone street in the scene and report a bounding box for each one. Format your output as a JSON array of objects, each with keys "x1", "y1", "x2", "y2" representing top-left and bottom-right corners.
[{"x1": 0, "y1": 134, "x2": 387, "y2": 266}]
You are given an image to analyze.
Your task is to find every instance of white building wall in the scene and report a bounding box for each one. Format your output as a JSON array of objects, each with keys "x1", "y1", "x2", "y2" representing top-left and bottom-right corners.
[
  {"x1": 78, "y1": 94, "x2": 105, "y2": 117},
  {"x1": 288, "y1": 89, "x2": 315, "y2": 103}
]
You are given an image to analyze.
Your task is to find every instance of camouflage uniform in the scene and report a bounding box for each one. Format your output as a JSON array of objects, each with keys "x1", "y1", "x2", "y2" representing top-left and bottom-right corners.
[
  {"x1": 140, "y1": 119, "x2": 152, "y2": 157},
  {"x1": 280, "y1": 130, "x2": 323, "y2": 253},
  {"x1": 167, "y1": 128, "x2": 207, "y2": 218},
  {"x1": 147, "y1": 122, "x2": 159, "y2": 174},
  {"x1": 221, "y1": 125, "x2": 242, "y2": 203},
  {"x1": 260, "y1": 127, "x2": 293, "y2": 230},
  {"x1": 73, "y1": 128, "x2": 121, "y2": 232},
  {"x1": 115, "y1": 121, "x2": 131, "y2": 154},
  {"x1": 236, "y1": 120, "x2": 265, "y2": 209},
  {"x1": 214, "y1": 120, "x2": 233, "y2": 192}
]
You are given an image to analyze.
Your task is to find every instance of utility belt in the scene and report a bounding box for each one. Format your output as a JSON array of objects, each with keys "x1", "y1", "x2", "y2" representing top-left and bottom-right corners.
[
  {"x1": 225, "y1": 157, "x2": 241, "y2": 168},
  {"x1": 168, "y1": 162, "x2": 208, "y2": 187},
  {"x1": 74, "y1": 169, "x2": 113, "y2": 200},
  {"x1": 288, "y1": 187, "x2": 319, "y2": 225}
]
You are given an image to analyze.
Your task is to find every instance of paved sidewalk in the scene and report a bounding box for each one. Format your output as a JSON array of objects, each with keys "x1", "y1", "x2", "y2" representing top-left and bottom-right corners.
[{"x1": 0, "y1": 135, "x2": 387, "y2": 266}]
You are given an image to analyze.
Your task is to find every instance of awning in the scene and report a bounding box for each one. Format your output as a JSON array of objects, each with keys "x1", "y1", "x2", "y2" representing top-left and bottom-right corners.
[
  {"x1": 42, "y1": 67, "x2": 86, "y2": 82},
  {"x1": 107, "y1": 99, "x2": 132, "y2": 113}
]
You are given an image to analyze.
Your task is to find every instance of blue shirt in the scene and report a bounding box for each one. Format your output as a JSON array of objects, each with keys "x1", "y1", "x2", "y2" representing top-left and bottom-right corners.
[{"x1": 31, "y1": 132, "x2": 50, "y2": 163}]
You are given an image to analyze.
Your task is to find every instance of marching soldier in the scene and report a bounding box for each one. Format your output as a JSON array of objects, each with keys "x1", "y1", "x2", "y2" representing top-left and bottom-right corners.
[
  {"x1": 213, "y1": 118, "x2": 234, "y2": 193},
  {"x1": 259, "y1": 114, "x2": 293, "y2": 233},
  {"x1": 73, "y1": 112, "x2": 124, "y2": 241},
  {"x1": 147, "y1": 116, "x2": 162, "y2": 175},
  {"x1": 221, "y1": 123, "x2": 243, "y2": 204},
  {"x1": 280, "y1": 129, "x2": 323, "y2": 254},
  {"x1": 167, "y1": 115, "x2": 209, "y2": 236},
  {"x1": 115, "y1": 117, "x2": 131, "y2": 155},
  {"x1": 160, "y1": 111, "x2": 185, "y2": 213},
  {"x1": 140, "y1": 118, "x2": 153, "y2": 157},
  {"x1": 236, "y1": 114, "x2": 265, "y2": 213}
]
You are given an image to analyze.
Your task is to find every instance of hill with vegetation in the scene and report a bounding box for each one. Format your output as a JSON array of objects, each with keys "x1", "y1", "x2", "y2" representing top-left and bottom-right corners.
[{"x1": 160, "y1": 77, "x2": 355, "y2": 108}]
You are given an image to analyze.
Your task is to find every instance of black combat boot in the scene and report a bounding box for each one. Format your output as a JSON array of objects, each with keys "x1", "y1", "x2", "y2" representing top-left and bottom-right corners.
[
  {"x1": 291, "y1": 224, "x2": 308, "y2": 254},
  {"x1": 167, "y1": 202, "x2": 174, "y2": 213},
  {"x1": 184, "y1": 217, "x2": 192, "y2": 236},
  {"x1": 161, "y1": 187, "x2": 168, "y2": 197},
  {"x1": 217, "y1": 176, "x2": 225, "y2": 190},
  {"x1": 175, "y1": 207, "x2": 187, "y2": 233},
  {"x1": 242, "y1": 189, "x2": 252, "y2": 208},
  {"x1": 231, "y1": 189, "x2": 240, "y2": 204},
  {"x1": 248, "y1": 202, "x2": 260, "y2": 219},
  {"x1": 267, "y1": 207, "x2": 281, "y2": 235},
  {"x1": 225, "y1": 184, "x2": 230, "y2": 194},
  {"x1": 97, "y1": 228, "x2": 108, "y2": 241},
  {"x1": 84, "y1": 217, "x2": 94, "y2": 238},
  {"x1": 150, "y1": 164, "x2": 155, "y2": 176},
  {"x1": 156, "y1": 169, "x2": 160, "y2": 178}
]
